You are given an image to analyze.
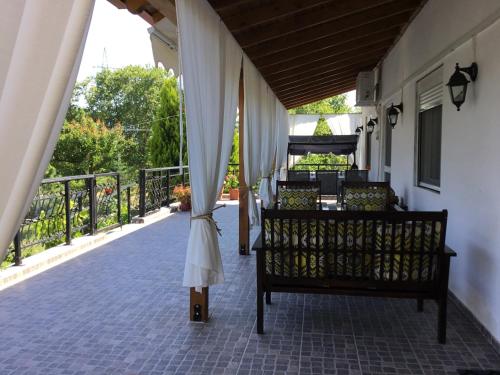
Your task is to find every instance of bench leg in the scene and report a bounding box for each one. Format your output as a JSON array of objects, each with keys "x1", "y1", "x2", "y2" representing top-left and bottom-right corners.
[
  {"x1": 437, "y1": 296, "x2": 447, "y2": 344},
  {"x1": 265, "y1": 290, "x2": 271, "y2": 305},
  {"x1": 417, "y1": 298, "x2": 424, "y2": 312},
  {"x1": 257, "y1": 285, "x2": 264, "y2": 334}
]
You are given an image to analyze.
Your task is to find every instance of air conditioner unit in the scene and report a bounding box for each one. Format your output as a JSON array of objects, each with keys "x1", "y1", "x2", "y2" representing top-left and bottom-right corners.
[{"x1": 355, "y1": 71, "x2": 376, "y2": 106}]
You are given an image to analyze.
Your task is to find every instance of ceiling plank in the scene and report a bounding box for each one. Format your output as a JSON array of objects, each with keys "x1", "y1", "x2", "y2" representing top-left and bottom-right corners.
[
  {"x1": 274, "y1": 67, "x2": 372, "y2": 96},
  {"x1": 283, "y1": 84, "x2": 357, "y2": 108},
  {"x1": 123, "y1": 0, "x2": 148, "y2": 14},
  {"x1": 254, "y1": 20, "x2": 404, "y2": 69},
  {"x1": 278, "y1": 76, "x2": 358, "y2": 102},
  {"x1": 148, "y1": 0, "x2": 176, "y2": 24},
  {"x1": 222, "y1": 0, "x2": 332, "y2": 32},
  {"x1": 271, "y1": 58, "x2": 379, "y2": 91},
  {"x1": 208, "y1": 0, "x2": 254, "y2": 12},
  {"x1": 244, "y1": 0, "x2": 421, "y2": 59},
  {"x1": 260, "y1": 35, "x2": 396, "y2": 76},
  {"x1": 265, "y1": 46, "x2": 386, "y2": 84},
  {"x1": 235, "y1": 0, "x2": 394, "y2": 48}
]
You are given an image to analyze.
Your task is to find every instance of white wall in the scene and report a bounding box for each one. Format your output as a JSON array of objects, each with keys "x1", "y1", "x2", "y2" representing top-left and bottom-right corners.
[
  {"x1": 289, "y1": 113, "x2": 363, "y2": 165},
  {"x1": 370, "y1": 0, "x2": 500, "y2": 342}
]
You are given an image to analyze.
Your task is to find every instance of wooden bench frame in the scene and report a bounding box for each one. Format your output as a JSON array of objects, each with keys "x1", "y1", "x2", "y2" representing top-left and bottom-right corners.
[{"x1": 253, "y1": 208, "x2": 457, "y2": 343}]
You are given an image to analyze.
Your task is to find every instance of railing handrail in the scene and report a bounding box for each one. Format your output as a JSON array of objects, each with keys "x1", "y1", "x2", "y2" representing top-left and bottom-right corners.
[
  {"x1": 41, "y1": 174, "x2": 95, "y2": 184},
  {"x1": 143, "y1": 165, "x2": 189, "y2": 173}
]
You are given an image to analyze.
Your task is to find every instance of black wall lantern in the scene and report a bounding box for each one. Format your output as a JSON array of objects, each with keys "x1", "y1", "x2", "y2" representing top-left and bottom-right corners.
[
  {"x1": 387, "y1": 103, "x2": 403, "y2": 128},
  {"x1": 366, "y1": 117, "x2": 378, "y2": 134},
  {"x1": 447, "y1": 62, "x2": 478, "y2": 111},
  {"x1": 355, "y1": 126, "x2": 363, "y2": 135}
]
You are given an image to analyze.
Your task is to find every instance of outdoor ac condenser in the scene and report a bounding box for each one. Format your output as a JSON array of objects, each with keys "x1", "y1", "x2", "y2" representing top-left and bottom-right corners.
[{"x1": 355, "y1": 71, "x2": 376, "y2": 106}]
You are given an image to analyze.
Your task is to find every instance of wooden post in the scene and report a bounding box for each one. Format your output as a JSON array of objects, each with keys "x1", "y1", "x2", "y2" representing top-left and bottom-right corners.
[
  {"x1": 190, "y1": 287, "x2": 209, "y2": 322},
  {"x1": 238, "y1": 68, "x2": 250, "y2": 255}
]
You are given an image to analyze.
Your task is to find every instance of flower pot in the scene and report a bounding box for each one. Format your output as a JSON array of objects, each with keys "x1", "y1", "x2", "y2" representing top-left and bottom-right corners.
[
  {"x1": 229, "y1": 188, "x2": 239, "y2": 200},
  {"x1": 179, "y1": 202, "x2": 191, "y2": 211}
]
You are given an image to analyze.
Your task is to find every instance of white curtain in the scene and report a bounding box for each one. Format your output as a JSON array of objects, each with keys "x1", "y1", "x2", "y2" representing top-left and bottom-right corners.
[
  {"x1": 177, "y1": 0, "x2": 242, "y2": 288},
  {"x1": 258, "y1": 88, "x2": 277, "y2": 208},
  {"x1": 272, "y1": 102, "x2": 290, "y2": 194},
  {"x1": 243, "y1": 56, "x2": 264, "y2": 225},
  {"x1": 0, "y1": 0, "x2": 95, "y2": 261}
]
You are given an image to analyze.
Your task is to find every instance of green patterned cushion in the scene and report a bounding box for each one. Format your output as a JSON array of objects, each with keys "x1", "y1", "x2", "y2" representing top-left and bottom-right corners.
[
  {"x1": 372, "y1": 222, "x2": 442, "y2": 281},
  {"x1": 344, "y1": 188, "x2": 388, "y2": 211},
  {"x1": 279, "y1": 189, "x2": 318, "y2": 210}
]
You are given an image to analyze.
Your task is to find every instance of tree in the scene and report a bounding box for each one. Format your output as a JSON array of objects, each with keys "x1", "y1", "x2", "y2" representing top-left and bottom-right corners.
[
  {"x1": 51, "y1": 114, "x2": 131, "y2": 176},
  {"x1": 288, "y1": 94, "x2": 352, "y2": 115},
  {"x1": 229, "y1": 128, "x2": 239, "y2": 165},
  {"x1": 73, "y1": 66, "x2": 170, "y2": 168},
  {"x1": 148, "y1": 77, "x2": 187, "y2": 167},
  {"x1": 313, "y1": 117, "x2": 332, "y2": 136}
]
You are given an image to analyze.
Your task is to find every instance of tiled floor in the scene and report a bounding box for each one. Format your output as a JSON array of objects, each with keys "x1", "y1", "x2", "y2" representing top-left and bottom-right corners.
[{"x1": 0, "y1": 202, "x2": 499, "y2": 374}]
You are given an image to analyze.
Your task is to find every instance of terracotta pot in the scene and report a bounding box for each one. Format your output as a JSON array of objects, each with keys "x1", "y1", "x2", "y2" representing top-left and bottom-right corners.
[
  {"x1": 229, "y1": 188, "x2": 239, "y2": 200},
  {"x1": 179, "y1": 202, "x2": 191, "y2": 211}
]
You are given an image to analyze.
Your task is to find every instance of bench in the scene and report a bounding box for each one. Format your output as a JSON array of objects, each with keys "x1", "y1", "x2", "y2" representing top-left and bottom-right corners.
[{"x1": 253, "y1": 208, "x2": 456, "y2": 343}]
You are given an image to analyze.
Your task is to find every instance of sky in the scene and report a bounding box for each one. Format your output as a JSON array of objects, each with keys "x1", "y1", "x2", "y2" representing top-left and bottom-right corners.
[{"x1": 78, "y1": 0, "x2": 356, "y2": 107}]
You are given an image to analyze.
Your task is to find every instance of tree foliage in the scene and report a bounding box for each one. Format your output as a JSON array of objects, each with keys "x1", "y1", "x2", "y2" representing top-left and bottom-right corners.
[
  {"x1": 229, "y1": 128, "x2": 239, "y2": 165},
  {"x1": 288, "y1": 94, "x2": 352, "y2": 115},
  {"x1": 51, "y1": 114, "x2": 130, "y2": 176},
  {"x1": 148, "y1": 77, "x2": 187, "y2": 167},
  {"x1": 313, "y1": 117, "x2": 333, "y2": 136}
]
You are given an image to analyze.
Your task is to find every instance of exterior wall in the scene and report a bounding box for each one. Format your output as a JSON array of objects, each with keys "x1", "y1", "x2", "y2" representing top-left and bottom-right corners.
[
  {"x1": 288, "y1": 113, "x2": 363, "y2": 166},
  {"x1": 369, "y1": 0, "x2": 500, "y2": 342}
]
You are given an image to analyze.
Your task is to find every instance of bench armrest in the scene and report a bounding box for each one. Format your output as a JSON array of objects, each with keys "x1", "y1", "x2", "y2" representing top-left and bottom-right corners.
[
  {"x1": 445, "y1": 246, "x2": 457, "y2": 257},
  {"x1": 252, "y1": 233, "x2": 263, "y2": 252}
]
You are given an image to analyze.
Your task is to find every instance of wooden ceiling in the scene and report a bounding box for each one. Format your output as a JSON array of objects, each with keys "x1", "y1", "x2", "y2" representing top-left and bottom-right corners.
[{"x1": 111, "y1": 0, "x2": 427, "y2": 108}]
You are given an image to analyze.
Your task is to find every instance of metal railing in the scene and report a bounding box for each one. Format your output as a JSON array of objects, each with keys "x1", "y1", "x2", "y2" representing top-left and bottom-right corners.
[
  {"x1": 290, "y1": 163, "x2": 350, "y2": 171},
  {"x1": 5, "y1": 165, "x2": 190, "y2": 268}
]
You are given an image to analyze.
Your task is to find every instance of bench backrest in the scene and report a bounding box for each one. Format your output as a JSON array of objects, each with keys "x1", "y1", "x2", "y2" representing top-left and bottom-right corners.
[{"x1": 261, "y1": 208, "x2": 447, "y2": 287}]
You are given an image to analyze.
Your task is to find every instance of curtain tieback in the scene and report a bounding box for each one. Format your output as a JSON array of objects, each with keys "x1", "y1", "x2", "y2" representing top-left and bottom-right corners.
[{"x1": 191, "y1": 205, "x2": 226, "y2": 236}]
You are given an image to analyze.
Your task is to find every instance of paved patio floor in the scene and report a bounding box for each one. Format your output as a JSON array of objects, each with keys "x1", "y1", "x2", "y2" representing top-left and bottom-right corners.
[{"x1": 0, "y1": 202, "x2": 499, "y2": 375}]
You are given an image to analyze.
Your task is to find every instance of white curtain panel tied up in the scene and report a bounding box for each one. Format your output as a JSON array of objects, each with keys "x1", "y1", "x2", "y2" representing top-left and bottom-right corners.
[
  {"x1": 177, "y1": 0, "x2": 242, "y2": 289},
  {"x1": 258, "y1": 90, "x2": 277, "y2": 208},
  {"x1": 242, "y1": 56, "x2": 264, "y2": 226},
  {"x1": 272, "y1": 102, "x2": 290, "y2": 194},
  {"x1": 0, "y1": 0, "x2": 95, "y2": 261}
]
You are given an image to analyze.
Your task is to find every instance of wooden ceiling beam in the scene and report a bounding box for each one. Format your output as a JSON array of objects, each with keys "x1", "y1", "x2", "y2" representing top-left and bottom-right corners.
[
  {"x1": 208, "y1": 0, "x2": 254, "y2": 12},
  {"x1": 148, "y1": 0, "x2": 176, "y2": 24},
  {"x1": 222, "y1": 0, "x2": 332, "y2": 32},
  {"x1": 244, "y1": 0, "x2": 421, "y2": 59},
  {"x1": 271, "y1": 58, "x2": 379, "y2": 91},
  {"x1": 235, "y1": 0, "x2": 394, "y2": 48},
  {"x1": 275, "y1": 67, "x2": 371, "y2": 96},
  {"x1": 278, "y1": 76, "x2": 358, "y2": 102},
  {"x1": 255, "y1": 20, "x2": 404, "y2": 69},
  {"x1": 123, "y1": 0, "x2": 149, "y2": 14},
  {"x1": 283, "y1": 84, "x2": 356, "y2": 108},
  {"x1": 260, "y1": 35, "x2": 395, "y2": 76},
  {"x1": 266, "y1": 45, "x2": 386, "y2": 84}
]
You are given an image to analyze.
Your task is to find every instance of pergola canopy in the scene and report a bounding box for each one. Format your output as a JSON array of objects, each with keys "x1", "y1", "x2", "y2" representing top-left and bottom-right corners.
[
  {"x1": 111, "y1": 0, "x2": 427, "y2": 108},
  {"x1": 288, "y1": 135, "x2": 358, "y2": 156}
]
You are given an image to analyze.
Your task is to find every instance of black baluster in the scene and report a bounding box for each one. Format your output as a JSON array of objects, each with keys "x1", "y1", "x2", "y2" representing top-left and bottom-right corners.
[{"x1": 64, "y1": 181, "x2": 71, "y2": 245}]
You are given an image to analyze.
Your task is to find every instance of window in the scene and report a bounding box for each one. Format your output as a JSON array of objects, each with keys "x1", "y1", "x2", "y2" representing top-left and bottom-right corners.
[
  {"x1": 383, "y1": 107, "x2": 392, "y2": 181},
  {"x1": 416, "y1": 67, "x2": 443, "y2": 191},
  {"x1": 418, "y1": 106, "x2": 442, "y2": 188}
]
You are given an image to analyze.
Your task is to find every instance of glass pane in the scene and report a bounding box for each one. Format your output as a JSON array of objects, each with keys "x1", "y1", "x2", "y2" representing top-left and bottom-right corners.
[
  {"x1": 418, "y1": 105, "x2": 442, "y2": 188},
  {"x1": 385, "y1": 120, "x2": 392, "y2": 167}
]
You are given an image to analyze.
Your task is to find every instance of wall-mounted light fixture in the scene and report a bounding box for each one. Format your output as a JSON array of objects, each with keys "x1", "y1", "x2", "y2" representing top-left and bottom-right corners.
[
  {"x1": 387, "y1": 103, "x2": 403, "y2": 128},
  {"x1": 355, "y1": 126, "x2": 363, "y2": 135},
  {"x1": 446, "y1": 62, "x2": 478, "y2": 111},
  {"x1": 366, "y1": 117, "x2": 378, "y2": 134}
]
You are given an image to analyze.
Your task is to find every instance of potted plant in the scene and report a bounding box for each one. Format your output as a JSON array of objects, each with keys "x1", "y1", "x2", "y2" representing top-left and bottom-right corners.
[
  {"x1": 224, "y1": 174, "x2": 239, "y2": 200},
  {"x1": 173, "y1": 185, "x2": 191, "y2": 211}
]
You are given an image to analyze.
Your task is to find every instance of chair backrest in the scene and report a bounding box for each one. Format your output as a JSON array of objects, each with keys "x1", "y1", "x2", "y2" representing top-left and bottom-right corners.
[
  {"x1": 315, "y1": 170, "x2": 339, "y2": 195},
  {"x1": 342, "y1": 181, "x2": 391, "y2": 211},
  {"x1": 287, "y1": 170, "x2": 311, "y2": 181},
  {"x1": 345, "y1": 169, "x2": 368, "y2": 182},
  {"x1": 275, "y1": 180, "x2": 321, "y2": 210}
]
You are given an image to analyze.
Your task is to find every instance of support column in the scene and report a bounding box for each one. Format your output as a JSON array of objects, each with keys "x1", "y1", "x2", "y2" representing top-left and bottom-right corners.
[
  {"x1": 190, "y1": 287, "x2": 209, "y2": 322},
  {"x1": 238, "y1": 69, "x2": 250, "y2": 255}
]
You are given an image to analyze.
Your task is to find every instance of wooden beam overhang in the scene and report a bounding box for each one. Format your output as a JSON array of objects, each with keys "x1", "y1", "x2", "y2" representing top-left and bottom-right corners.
[{"x1": 111, "y1": 0, "x2": 427, "y2": 108}]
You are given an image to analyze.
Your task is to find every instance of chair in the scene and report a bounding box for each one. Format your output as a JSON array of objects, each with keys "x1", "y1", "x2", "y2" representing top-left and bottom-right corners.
[
  {"x1": 287, "y1": 170, "x2": 311, "y2": 182},
  {"x1": 345, "y1": 169, "x2": 368, "y2": 182},
  {"x1": 341, "y1": 181, "x2": 391, "y2": 211},
  {"x1": 316, "y1": 170, "x2": 338, "y2": 195},
  {"x1": 275, "y1": 180, "x2": 322, "y2": 210}
]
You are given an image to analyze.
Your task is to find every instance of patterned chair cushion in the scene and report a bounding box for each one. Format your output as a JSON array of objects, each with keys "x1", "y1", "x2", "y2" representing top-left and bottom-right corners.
[
  {"x1": 279, "y1": 189, "x2": 318, "y2": 210},
  {"x1": 344, "y1": 187, "x2": 388, "y2": 211},
  {"x1": 372, "y1": 222, "x2": 442, "y2": 281}
]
